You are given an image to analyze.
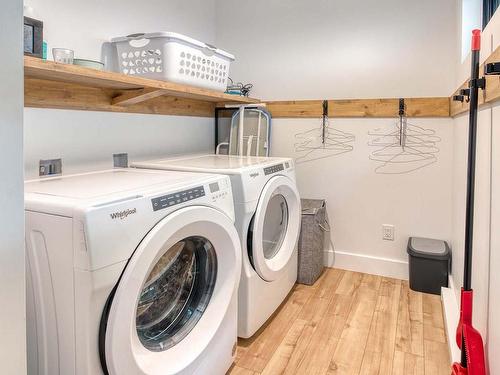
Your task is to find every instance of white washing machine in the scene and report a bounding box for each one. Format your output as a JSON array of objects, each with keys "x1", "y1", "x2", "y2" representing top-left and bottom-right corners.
[
  {"x1": 25, "y1": 168, "x2": 241, "y2": 375},
  {"x1": 132, "y1": 155, "x2": 301, "y2": 338}
]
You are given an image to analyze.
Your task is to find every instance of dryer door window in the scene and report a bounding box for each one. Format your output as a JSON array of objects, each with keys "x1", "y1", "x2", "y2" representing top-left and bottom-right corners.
[
  {"x1": 100, "y1": 206, "x2": 241, "y2": 375},
  {"x1": 262, "y1": 194, "x2": 289, "y2": 260},
  {"x1": 249, "y1": 175, "x2": 301, "y2": 282},
  {"x1": 136, "y1": 236, "x2": 217, "y2": 351}
]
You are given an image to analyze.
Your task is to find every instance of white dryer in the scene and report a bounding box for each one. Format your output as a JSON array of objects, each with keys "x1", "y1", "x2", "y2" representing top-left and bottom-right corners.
[
  {"x1": 25, "y1": 168, "x2": 241, "y2": 375},
  {"x1": 132, "y1": 155, "x2": 301, "y2": 338}
]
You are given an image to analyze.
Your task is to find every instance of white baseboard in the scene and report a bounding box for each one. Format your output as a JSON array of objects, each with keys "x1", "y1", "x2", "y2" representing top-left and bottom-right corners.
[
  {"x1": 324, "y1": 249, "x2": 335, "y2": 268},
  {"x1": 326, "y1": 249, "x2": 408, "y2": 280},
  {"x1": 441, "y1": 276, "x2": 461, "y2": 364}
]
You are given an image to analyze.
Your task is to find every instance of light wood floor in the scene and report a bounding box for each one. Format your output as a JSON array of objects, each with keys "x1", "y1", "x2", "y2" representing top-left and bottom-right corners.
[{"x1": 228, "y1": 268, "x2": 450, "y2": 375}]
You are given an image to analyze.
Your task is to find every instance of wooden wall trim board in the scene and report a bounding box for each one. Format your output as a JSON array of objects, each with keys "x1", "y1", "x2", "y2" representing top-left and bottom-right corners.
[
  {"x1": 450, "y1": 43, "x2": 500, "y2": 117},
  {"x1": 265, "y1": 98, "x2": 450, "y2": 118}
]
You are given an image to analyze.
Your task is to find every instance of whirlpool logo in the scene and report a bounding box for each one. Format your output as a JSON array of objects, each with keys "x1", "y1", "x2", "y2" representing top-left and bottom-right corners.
[{"x1": 110, "y1": 208, "x2": 137, "y2": 220}]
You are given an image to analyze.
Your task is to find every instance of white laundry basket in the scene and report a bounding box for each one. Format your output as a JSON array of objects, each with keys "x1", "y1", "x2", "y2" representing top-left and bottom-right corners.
[{"x1": 111, "y1": 32, "x2": 234, "y2": 92}]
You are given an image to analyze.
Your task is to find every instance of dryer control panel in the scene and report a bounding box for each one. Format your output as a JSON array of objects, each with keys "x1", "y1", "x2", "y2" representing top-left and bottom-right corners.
[
  {"x1": 264, "y1": 163, "x2": 285, "y2": 175},
  {"x1": 151, "y1": 186, "x2": 205, "y2": 211}
]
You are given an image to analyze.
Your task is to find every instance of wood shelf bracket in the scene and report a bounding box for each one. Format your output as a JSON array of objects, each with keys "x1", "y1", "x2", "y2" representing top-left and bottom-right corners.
[{"x1": 111, "y1": 88, "x2": 167, "y2": 106}]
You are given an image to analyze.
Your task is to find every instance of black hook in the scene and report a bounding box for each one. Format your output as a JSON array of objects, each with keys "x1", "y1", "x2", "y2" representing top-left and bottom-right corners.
[
  {"x1": 485, "y1": 62, "x2": 500, "y2": 75},
  {"x1": 399, "y1": 98, "x2": 405, "y2": 117},
  {"x1": 459, "y1": 88, "x2": 471, "y2": 103},
  {"x1": 322, "y1": 100, "x2": 328, "y2": 145}
]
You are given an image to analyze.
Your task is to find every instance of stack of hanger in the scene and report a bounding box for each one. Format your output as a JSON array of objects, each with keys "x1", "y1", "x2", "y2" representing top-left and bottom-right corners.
[
  {"x1": 368, "y1": 98, "x2": 441, "y2": 174},
  {"x1": 294, "y1": 100, "x2": 355, "y2": 163}
]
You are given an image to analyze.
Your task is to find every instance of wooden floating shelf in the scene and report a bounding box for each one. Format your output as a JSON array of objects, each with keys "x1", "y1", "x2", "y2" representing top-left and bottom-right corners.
[{"x1": 24, "y1": 56, "x2": 259, "y2": 117}]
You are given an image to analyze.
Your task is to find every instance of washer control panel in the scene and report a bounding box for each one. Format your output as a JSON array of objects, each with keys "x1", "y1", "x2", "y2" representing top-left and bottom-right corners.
[
  {"x1": 264, "y1": 163, "x2": 285, "y2": 175},
  {"x1": 209, "y1": 180, "x2": 230, "y2": 202},
  {"x1": 151, "y1": 186, "x2": 205, "y2": 211}
]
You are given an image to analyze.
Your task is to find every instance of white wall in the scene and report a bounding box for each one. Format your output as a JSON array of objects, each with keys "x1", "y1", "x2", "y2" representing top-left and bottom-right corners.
[
  {"x1": 215, "y1": 0, "x2": 457, "y2": 278},
  {"x1": 23, "y1": 0, "x2": 217, "y2": 176},
  {"x1": 24, "y1": 110, "x2": 214, "y2": 179},
  {"x1": 272, "y1": 117, "x2": 453, "y2": 279},
  {"x1": 25, "y1": 0, "x2": 217, "y2": 62},
  {"x1": 216, "y1": 0, "x2": 458, "y2": 100},
  {"x1": 488, "y1": 104, "x2": 500, "y2": 374},
  {"x1": 0, "y1": 0, "x2": 26, "y2": 373}
]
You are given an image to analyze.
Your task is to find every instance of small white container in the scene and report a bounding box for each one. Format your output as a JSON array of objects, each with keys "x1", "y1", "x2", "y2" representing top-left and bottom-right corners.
[
  {"x1": 111, "y1": 32, "x2": 235, "y2": 92},
  {"x1": 52, "y1": 48, "x2": 74, "y2": 64}
]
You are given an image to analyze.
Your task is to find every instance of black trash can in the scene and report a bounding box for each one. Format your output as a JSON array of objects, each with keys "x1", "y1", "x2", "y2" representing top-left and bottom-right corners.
[{"x1": 407, "y1": 237, "x2": 451, "y2": 295}]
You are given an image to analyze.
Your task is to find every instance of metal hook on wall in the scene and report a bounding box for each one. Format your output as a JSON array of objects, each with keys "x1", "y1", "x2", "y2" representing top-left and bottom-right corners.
[
  {"x1": 367, "y1": 98, "x2": 441, "y2": 174},
  {"x1": 293, "y1": 100, "x2": 355, "y2": 163}
]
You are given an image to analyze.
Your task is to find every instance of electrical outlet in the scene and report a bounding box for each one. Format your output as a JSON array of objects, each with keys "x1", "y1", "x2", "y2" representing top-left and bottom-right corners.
[{"x1": 382, "y1": 224, "x2": 395, "y2": 241}]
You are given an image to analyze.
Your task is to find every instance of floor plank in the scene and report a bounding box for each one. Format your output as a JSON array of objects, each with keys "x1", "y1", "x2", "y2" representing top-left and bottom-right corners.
[
  {"x1": 423, "y1": 340, "x2": 450, "y2": 375},
  {"x1": 278, "y1": 297, "x2": 332, "y2": 374},
  {"x1": 228, "y1": 365, "x2": 259, "y2": 375},
  {"x1": 236, "y1": 285, "x2": 314, "y2": 372},
  {"x1": 422, "y1": 293, "x2": 447, "y2": 344},
  {"x1": 327, "y1": 276, "x2": 379, "y2": 375},
  {"x1": 360, "y1": 278, "x2": 401, "y2": 374},
  {"x1": 392, "y1": 351, "x2": 424, "y2": 375},
  {"x1": 260, "y1": 319, "x2": 309, "y2": 375},
  {"x1": 227, "y1": 268, "x2": 450, "y2": 375},
  {"x1": 395, "y1": 281, "x2": 424, "y2": 356},
  {"x1": 289, "y1": 294, "x2": 349, "y2": 374}
]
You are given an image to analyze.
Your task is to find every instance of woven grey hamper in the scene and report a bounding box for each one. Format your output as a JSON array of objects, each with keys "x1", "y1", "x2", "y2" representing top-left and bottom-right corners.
[{"x1": 297, "y1": 199, "x2": 328, "y2": 285}]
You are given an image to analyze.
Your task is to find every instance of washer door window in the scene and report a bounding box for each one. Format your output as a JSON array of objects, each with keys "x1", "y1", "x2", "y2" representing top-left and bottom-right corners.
[
  {"x1": 136, "y1": 236, "x2": 216, "y2": 352},
  {"x1": 102, "y1": 206, "x2": 241, "y2": 375},
  {"x1": 249, "y1": 176, "x2": 300, "y2": 282}
]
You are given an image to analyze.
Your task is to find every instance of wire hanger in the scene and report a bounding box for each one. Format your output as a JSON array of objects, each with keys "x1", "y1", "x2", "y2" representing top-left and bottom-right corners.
[
  {"x1": 368, "y1": 98, "x2": 441, "y2": 174},
  {"x1": 294, "y1": 100, "x2": 355, "y2": 163}
]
